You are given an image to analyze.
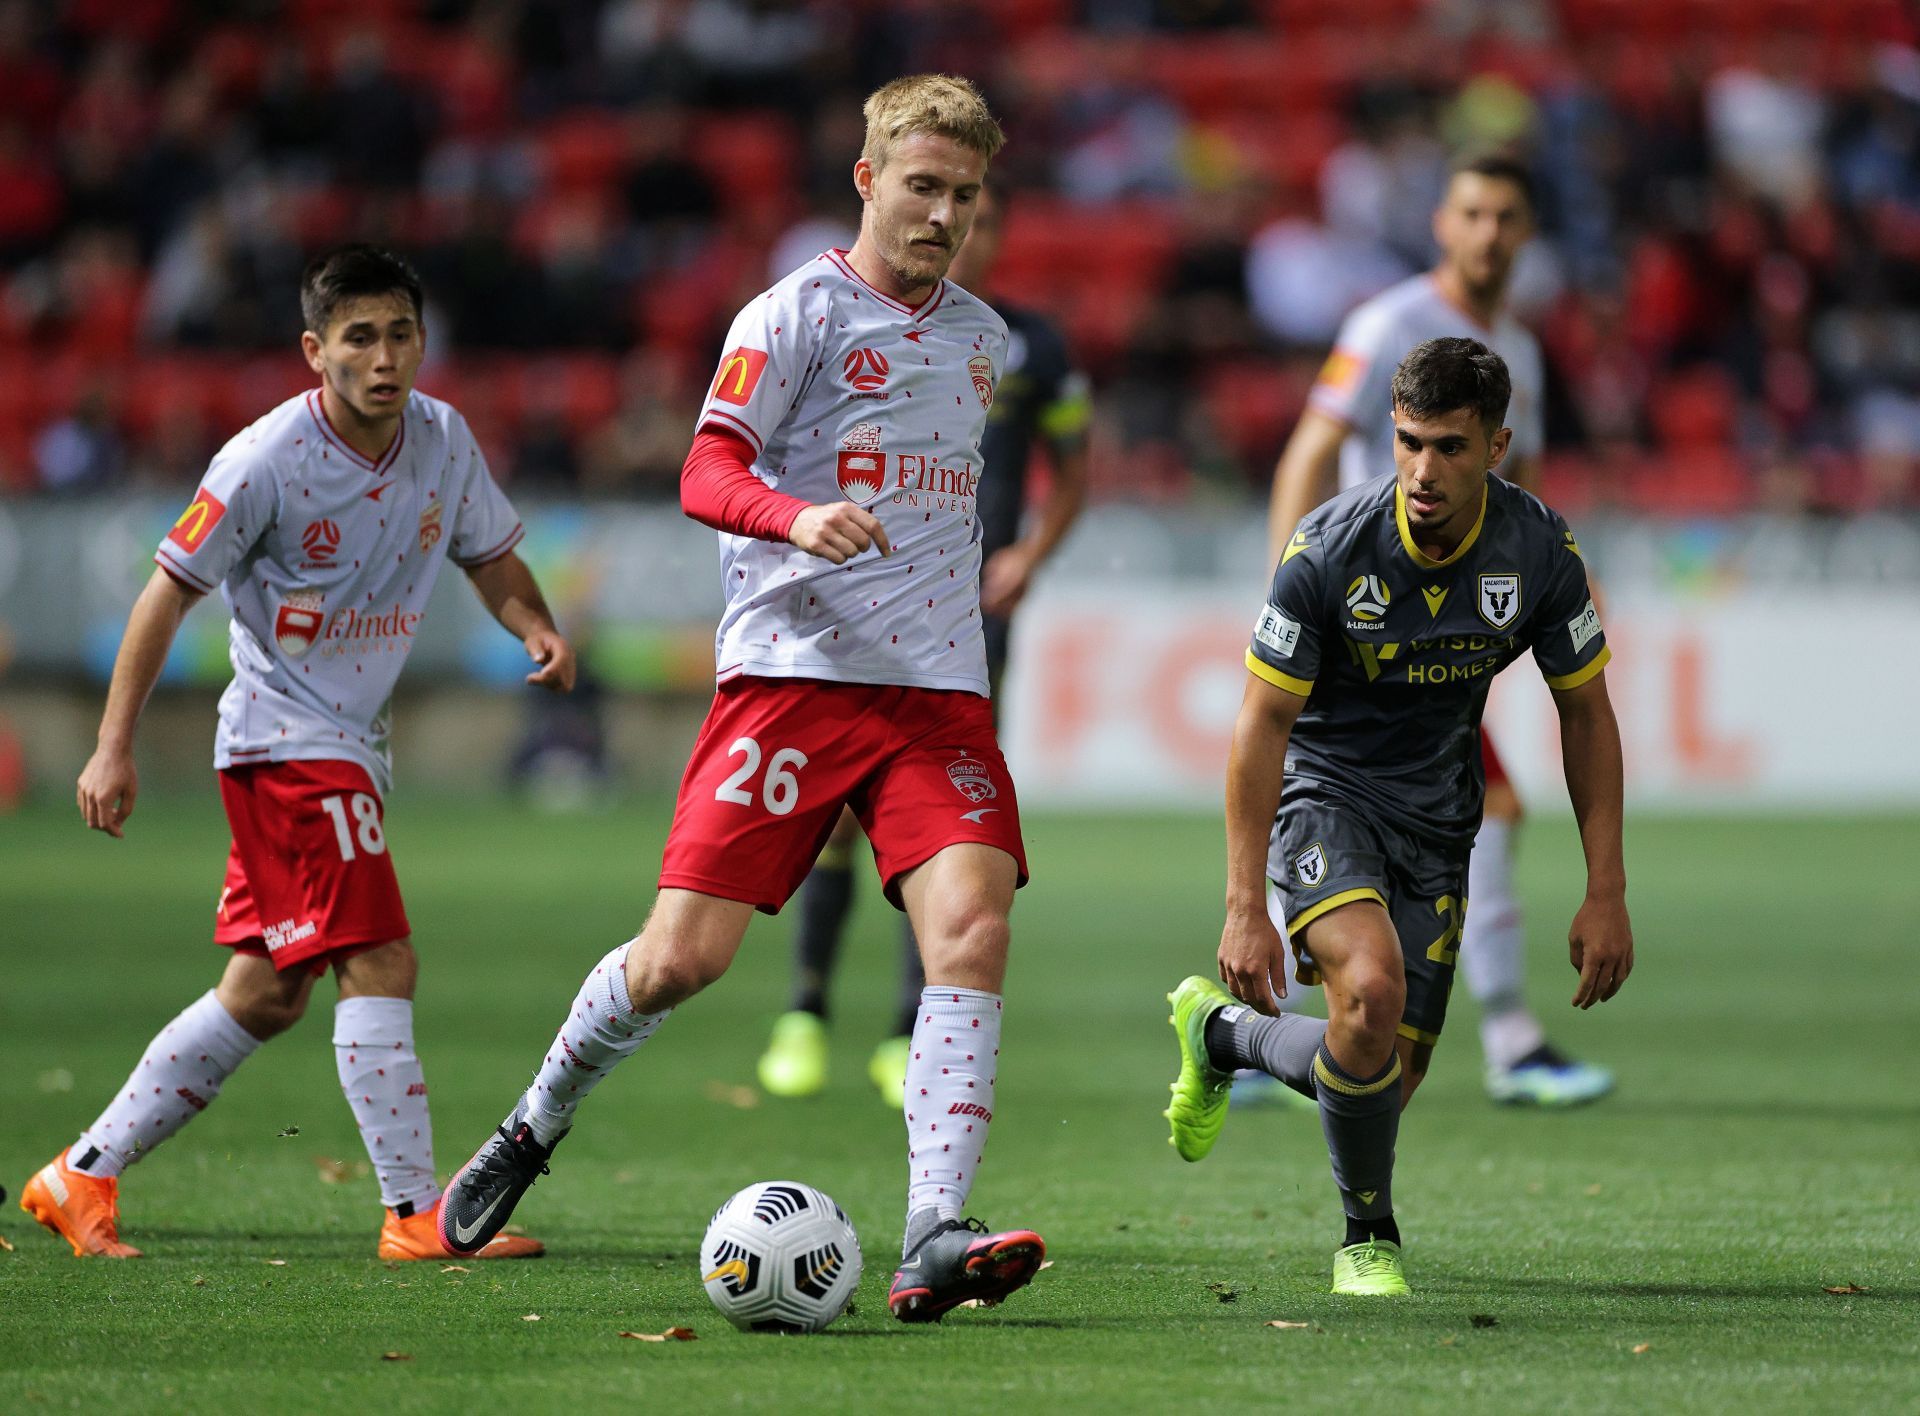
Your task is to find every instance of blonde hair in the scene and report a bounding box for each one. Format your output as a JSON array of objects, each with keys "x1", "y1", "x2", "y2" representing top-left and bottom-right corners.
[{"x1": 861, "y1": 74, "x2": 1005, "y2": 171}]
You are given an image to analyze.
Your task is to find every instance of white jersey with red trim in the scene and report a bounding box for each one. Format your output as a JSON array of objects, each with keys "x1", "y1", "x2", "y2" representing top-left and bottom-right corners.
[
  {"x1": 695, "y1": 248, "x2": 1009, "y2": 695},
  {"x1": 1308, "y1": 274, "x2": 1545, "y2": 492},
  {"x1": 155, "y1": 388, "x2": 523, "y2": 792}
]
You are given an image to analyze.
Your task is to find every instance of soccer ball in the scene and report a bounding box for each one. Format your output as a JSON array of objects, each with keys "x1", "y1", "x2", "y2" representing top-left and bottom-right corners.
[{"x1": 699, "y1": 1180, "x2": 863, "y2": 1333}]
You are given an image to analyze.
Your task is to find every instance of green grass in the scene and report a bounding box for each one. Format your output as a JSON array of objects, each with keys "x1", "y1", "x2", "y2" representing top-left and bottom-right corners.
[{"x1": 3, "y1": 797, "x2": 1916, "y2": 1413}]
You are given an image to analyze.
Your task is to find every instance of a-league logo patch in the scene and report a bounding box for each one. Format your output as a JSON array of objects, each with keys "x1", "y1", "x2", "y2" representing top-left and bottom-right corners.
[
  {"x1": 1294, "y1": 843, "x2": 1328, "y2": 888},
  {"x1": 947, "y1": 753, "x2": 996, "y2": 803},
  {"x1": 1478, "y1": 573, "x2": 1521, "y2": 629}
]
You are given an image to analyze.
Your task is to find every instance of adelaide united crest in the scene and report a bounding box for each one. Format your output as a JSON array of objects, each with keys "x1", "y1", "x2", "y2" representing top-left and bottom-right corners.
[
  {"x1": 967, "y1": 355, "x2": 995, "y2": 410},
  {"x1": 274, "y1": 591, "x2": 325, "y2": 658},
  {"x1": 947, "y1": 753, "x2": 997, "y2": 803}
]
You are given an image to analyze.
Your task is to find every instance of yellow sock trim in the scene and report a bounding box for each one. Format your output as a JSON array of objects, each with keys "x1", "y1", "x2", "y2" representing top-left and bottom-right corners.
[{"x1": 1313, "y1": 1051, "x2": 1403, "y2": 1097}]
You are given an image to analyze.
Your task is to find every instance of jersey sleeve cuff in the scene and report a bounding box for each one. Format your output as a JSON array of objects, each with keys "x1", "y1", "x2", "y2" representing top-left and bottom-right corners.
[
  {"x1": 1245, "y1": 648, "x2": 1313, "y2": 697},
  {"x1": 455, "y1": 522, "x2": 525, "y2": 568},
  {"x1": 153, "y1": 551, "x2": 214, "y2": 593},
  {"x1": 1544, "y1": 644, "x2": 1611, "y2": 691}
]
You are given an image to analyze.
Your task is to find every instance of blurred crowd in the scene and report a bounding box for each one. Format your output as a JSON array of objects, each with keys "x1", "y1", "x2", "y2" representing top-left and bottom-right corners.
[{"x1": 1, "y1": 0, "x2": 1916, "y2": 512}]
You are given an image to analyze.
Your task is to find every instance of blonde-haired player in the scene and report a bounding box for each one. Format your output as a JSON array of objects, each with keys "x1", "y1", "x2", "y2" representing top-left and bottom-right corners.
[{"x1": 438, "y1": 75, "x2": 1048, "y2": 1322}]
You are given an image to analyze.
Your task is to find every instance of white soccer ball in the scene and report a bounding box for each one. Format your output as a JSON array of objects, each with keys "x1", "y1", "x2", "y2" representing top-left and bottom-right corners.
[{"x1": 699, "y1": 1181, "x2": 863, "y2": 1333}]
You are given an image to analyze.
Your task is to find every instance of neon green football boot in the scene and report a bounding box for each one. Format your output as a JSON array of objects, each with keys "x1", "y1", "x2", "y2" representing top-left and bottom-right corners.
[
  {"x1": 1331, "y1": 1239, "x2": 1411, "y2": 1296},
  {"x1": 756, "y1": 1011, "x2": 829, "y2": 1098},
  {"x1": 868, "y1": 1034, "x2": 910, "y2": 1108},
  {"x1": 1163, "y1": 976, "x2": 1237, "y2": 1161}
]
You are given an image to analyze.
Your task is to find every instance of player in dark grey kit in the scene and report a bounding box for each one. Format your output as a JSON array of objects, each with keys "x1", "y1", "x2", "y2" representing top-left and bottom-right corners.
[
  {"x1": 757, "y1": 184, "x2": 1090, "y2": 1103},
  {"x1": 1163, "y1": 337, "x2": 1634, "y2": 1296}
]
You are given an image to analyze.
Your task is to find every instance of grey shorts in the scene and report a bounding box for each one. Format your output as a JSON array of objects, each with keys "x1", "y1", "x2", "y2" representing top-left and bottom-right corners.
[{"x1": 1267, "y1": 785, "x2": 1470, "y2": 1045}]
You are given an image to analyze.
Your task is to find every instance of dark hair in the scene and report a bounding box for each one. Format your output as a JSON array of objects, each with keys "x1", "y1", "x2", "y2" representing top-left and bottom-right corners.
[
  {"x1": 300, "y1": 244, "x2": 424, "y2": 336},
  {"x1": 1448, "y1": 150, "x2": 1536, "y2": 211},
  {"x1": 1391, "y1": 337, "x2": 1512, "y2": 432}
]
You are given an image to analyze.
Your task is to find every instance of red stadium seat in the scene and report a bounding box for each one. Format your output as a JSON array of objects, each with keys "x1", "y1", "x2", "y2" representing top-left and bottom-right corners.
[{"x1": 538, "y1": 111, "x2": 632, "y2": 199}]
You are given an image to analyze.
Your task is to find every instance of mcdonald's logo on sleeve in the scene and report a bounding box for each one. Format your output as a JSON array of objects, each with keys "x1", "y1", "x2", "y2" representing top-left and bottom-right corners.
[
  {"x1": 167, "y1": 488, "x2": 228, "y2": 553},
  {"x1": 710, "y1": 347, "x2": 769, "y2": 407}
]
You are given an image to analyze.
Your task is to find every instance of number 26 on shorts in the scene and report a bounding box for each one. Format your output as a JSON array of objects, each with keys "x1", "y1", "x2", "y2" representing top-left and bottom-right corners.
[{"x1": 714, "y1": 736, "x2": 809, "y2": 816}]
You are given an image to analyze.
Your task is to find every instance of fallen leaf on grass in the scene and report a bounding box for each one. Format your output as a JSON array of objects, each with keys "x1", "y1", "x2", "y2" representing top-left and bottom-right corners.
[
  {"x1": 0, "y1": 1235, "x2": 13, "y2": 1253},
  {"x1": 619, "y1": 1327, "x2": 698, "y2": 1342},
  {"x1": 1584, "y1": 1184, "x2": 1603, "y2": 1197},
  {"x1": 1632, "y1": 1344, "x2": 1651, "y2": 1355},
  {"x1": 1206, "y1": 1281, "x2": 1239, "y2": 1304},
  {"x1": 1823, "y1": 1284, "x2": 1869, "y2": 1295},
  {"x1": 381, "y1": 1351, "x2": 413, "y2": 1362},
  {"x1": 1265, "y1": 1320, "x2": 1311, "y2": 1330},
  {"x1": 521, "y1": 1314, "x2": 541, "y2": 1322},
  {"x1": 312, "y1": 1156, "x2": 371, "y2": 1185},
  {"x1": 440, "y1": 1265, "x2": 471, "y2": 1274},
  {"x1": 1039, "y1": 1261, "x2": 1054, "y2": 1271},
  {"x1": 1439, "y1": 1336, "x2": 1458, "y2": 1348},
  {"x1": 275, "y1": 1125, "x2": 301, "y2": 1138},
  {"x1": 264, "y1": 1259, "x2": 288, "y2": 1267},
  {"x1": 701, "y1": 1081, "x2": 760, "y2": 1110},
  {"x1": 191, "y1": 1276, "x2": 207, "y2": 1287},
  {"x1": 1469, "y1": 1314, "x2": 1498, "y2": 1328}
]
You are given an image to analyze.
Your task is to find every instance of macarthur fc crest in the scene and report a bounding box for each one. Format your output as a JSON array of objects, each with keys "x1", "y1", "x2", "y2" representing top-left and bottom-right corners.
[
  {"x1": 1294, "y1": 843, "x2": 1327, "y2": 887},
  {"x1": 1477, "y1": 573, "x2": 1520, "y2": 630}
]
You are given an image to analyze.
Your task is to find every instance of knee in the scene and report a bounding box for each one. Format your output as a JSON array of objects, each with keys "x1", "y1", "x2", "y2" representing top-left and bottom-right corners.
[
  {"x1": 626, "y1": 938, "x2": 729, "y2": 1011},
  {"x1": 220, "y1": 986, "x2": 307, "y2": 1040},
  {"x1": 1332, "y1": 966, "x2": 1405, "y2": 1049},
  {"x1": 922, "y1": 899, "x2": 1009, "y2": 990}
]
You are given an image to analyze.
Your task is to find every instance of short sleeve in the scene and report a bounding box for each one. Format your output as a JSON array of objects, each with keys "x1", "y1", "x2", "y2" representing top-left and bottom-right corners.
[
  {"x1": 1031, "y1": 324, "x2": 1092, "y2": 450},
  {"x1": 1306, "y1": 301, "x2": 1396, "y2": 433},
  {"x1": 1246, "y1": 533, "x2": 1325, "y2": 697},
  {"x1": 1531, "y1": 514, "x2": 1609, "y2": 690},
  {"x1": 446, "y1": 417, "x2": 524, "y2": 567},
  {"x1": 154, "y1": 442, "x2": 278, "y2": 593},
  {"x1": 695, "y1": 285, "x2": 818, "y2": 456},
  {"x1": 1506, "y1": 335, "x2": 1546, "y2": 464}
]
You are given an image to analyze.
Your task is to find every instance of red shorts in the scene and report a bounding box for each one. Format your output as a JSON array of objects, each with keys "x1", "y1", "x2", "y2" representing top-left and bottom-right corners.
[
  {"x1": 1479, "y1": 726, "x2": 1509, "y2": 790},
  {"x1": 214, "y1": 760, "x2": 411, "y2": 973},
  {"x1": 660, "y1": 678, "x2": 1029, "y2": 913}
]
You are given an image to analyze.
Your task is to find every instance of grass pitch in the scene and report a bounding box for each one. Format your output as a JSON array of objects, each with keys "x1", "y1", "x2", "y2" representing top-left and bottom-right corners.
[{"x1": 3, "y1": 796, "x2": 1916, "y2": 1413}]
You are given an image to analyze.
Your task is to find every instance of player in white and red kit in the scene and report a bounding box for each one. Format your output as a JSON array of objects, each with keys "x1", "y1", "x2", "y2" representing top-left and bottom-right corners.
[
  {"x1": 438, "y1": 75, "x2": 1046, "y2": 1322},
  {"x1": 21, "y1": 246, "x2": 575, "y2": 1261},
  {"x1": 1264, "y1": 153, "x2": 1613, "y2": 1107}
]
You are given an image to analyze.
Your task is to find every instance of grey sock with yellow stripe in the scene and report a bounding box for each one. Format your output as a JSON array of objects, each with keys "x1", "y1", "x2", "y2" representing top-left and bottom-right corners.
[
  {"x1": 1206, "y1": 1005, "x2": 1326, "y2": 1099},
  {"x1": 1313, "y1": 1042, "x2": 1402, "y2": 1226}
]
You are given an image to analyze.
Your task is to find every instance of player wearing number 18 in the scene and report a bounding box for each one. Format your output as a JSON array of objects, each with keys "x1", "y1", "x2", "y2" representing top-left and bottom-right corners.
[
  {"x1": 437, "y1": 75, "x2": 1046, "y2": 1323},
  {"x1": 23, "y1": 245, "x2": 575, "y2": 1263}
]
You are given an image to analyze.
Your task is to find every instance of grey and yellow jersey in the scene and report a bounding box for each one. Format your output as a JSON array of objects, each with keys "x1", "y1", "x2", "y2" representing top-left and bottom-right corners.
[{"x1": 1248, "y1": 474, "x2": 1609, "y2": 850}]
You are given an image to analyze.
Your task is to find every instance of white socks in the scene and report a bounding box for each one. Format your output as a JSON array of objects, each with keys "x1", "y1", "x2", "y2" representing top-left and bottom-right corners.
[
  {"x1": 522, "y1": 942, "x2": 669, "y2": 1146},
  {"x1": 72, "y1": 990, "x2": 262, "y2": 1177},
  {"x1": 333, "y1": 997, "x2": 439, "y2": 1214},
  {"x1": 904, "y1": 986, "x2": 1000, "y2": 1223},
  {"x1": 1463, "y1": 817, "x2": 1547, "y2": 1069}
]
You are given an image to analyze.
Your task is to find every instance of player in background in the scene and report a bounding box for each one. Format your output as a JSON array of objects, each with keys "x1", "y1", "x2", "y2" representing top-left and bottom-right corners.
[
  {"x1": 436, "y1": 76, "x2": 1048, "y2": 1323},
  {"x1": 22, "y1": 246, "x2": 575, "y2": 1261},
  {"x1": 755, "y1": 181, "x2": 1091, "y2": 1106},
  {"x1": 1167, "y1": 338, "x2": 1633, "y2": 1294},
  {"x1": 1262, "y1": 153, "x2": 1613, "y2": 1107}
]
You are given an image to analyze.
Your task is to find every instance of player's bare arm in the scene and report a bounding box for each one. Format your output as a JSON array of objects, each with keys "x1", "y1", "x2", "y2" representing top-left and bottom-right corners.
[
  {"x1": 463, "y1": 551, "x2": 576, "y2": 692},
  {"x1": 788, "y1": 502, "x2": 893, "y2": 564},
  {"x1": 1219, "y1": 672, "x2": 1308, "y2": 1014},
  {"x1": 982, "y1": 439, "x2": 1087, "y2": 617},
  {"x1": 76, "y1": 568, "x2": 202, "y2": 838},
  {"x1": 1552, "y1": 669, "x2": 1633, "y2": 1008},
  {"x1": 1267, "y1": 408, "x2": 1348, "y2": 567}
]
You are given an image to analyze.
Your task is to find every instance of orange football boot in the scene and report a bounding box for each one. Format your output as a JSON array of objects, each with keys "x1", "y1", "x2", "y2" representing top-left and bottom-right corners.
[
  {"x1": 378, "y1": 1200, "x2": 545, "y2": 1260},
  {"x1": 20, "y1": 1149, "x2": 143, "y2": 1258}
]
